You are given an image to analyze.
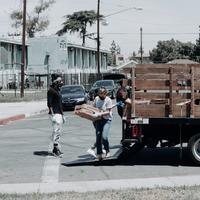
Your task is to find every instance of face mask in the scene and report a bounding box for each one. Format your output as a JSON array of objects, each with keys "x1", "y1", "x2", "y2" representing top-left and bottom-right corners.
[
  {"x1": 99, "y1": 96, "x2": 105, "y2": 100},
  {"x1": 57, "y1": 82, "x2": 63, "y2": 88}
]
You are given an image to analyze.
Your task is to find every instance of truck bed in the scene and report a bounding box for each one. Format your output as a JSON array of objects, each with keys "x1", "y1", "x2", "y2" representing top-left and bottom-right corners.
[{"x1": 125, "y1": 64, "x2": 200, "y2": 118}]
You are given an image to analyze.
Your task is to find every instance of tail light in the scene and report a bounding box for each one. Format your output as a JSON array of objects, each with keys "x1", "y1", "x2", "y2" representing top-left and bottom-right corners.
[{"x1": 131, "y1": 125, "x2": 140, "y2": 138}]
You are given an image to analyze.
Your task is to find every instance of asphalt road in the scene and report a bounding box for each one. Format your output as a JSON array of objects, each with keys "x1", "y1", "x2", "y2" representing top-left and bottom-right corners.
[{"x1": 0, "y1": 107, "x2": 200, "y2": 184}]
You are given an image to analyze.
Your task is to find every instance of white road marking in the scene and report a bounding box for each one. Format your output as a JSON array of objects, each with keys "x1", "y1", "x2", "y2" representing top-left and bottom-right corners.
[{"x1": 41, "y1": 144, "x2": 60, "y2": 183}]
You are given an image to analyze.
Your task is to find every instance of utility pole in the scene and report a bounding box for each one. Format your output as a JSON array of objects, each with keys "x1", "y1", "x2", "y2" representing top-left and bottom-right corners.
[
  {"x1": 21, "y1": 0, "x2": 26, "y2": 98},
  {"x1": 198, "y1": 25, "x2": 200, "y2": 44},
  {"x1": 140, "y1": 27, "x2": 143, "y2": 64},
  {"x1": 46, "y1": 52, "x2": 50, "y2": 88},
  {"x1": 97, "y1": 0, "x2": 101, "y2": 80}
]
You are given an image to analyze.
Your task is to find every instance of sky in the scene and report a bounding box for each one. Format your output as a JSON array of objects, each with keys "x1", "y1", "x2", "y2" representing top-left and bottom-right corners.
[{"x1": 0, "y1": 0, "x2": 200, "y2": 57}]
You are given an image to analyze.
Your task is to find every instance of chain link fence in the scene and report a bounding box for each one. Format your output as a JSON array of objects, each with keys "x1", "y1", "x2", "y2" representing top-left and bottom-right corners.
[{"x1": 0, "y1": 71, "x2": 100, "y2": 91}]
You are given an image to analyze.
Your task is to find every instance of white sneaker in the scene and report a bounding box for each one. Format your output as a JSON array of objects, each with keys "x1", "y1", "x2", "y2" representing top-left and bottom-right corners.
[
  {"x1": 87, "y1": 148, "x2": 96, "y2": 158},
  {"x1": 105, "y1": 152, "x2": 111, "y2": 158},
  {"x1": 97, "y1": 154, "x2": 105, "y2": 161},
  {"x1": 102, "y1": 149, "x2": 106, "y2": 154}
]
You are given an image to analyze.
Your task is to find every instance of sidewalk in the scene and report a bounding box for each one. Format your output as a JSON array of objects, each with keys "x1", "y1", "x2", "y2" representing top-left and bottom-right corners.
[
  {"x1": 1, "y1": 175, "x2": 200, "y2": 194},
  {"x1": 0, "y1": 100, "x2": 48, "y2": 125}
]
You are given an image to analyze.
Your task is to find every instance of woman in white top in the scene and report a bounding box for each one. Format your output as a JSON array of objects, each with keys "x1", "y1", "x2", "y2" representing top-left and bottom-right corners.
[{"x1": 93, "y1": 87, "x2": 113, "y2": 160}]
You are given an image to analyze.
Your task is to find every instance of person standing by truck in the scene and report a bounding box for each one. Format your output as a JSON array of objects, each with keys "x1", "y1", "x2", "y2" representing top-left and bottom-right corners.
[
  {"x1": 47, "y1": 75, "x2": 65, "y2": 157},
  {"x1": 116, "y1": 79, "x2": 128, "y2": 118},
  {"x1": 93, "y1": 87, "x2": 113, "y2": 160}
]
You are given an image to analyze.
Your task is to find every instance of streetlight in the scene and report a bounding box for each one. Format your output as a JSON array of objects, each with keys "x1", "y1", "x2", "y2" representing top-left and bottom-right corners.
[
  {"x1": 96, "y1": 2, "x2": 142, "y2": 79},
  {"x1": 140, "y1": 27, "x2": 143, "y2": 64},
  {"x1": 105, "y1": 6, "x2": 142, "y2": 18}
]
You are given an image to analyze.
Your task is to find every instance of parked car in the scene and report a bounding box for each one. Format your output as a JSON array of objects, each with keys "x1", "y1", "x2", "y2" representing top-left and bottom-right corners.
[
  {"x1": 61, "y1": 85, "x2": 88, "y2": 110},
  {"x1": 103, "y1": 73, "x2": 127, "y2": 86},
  {"x1": 88, "y1": 80, "x2": 117, "y2": 100}
]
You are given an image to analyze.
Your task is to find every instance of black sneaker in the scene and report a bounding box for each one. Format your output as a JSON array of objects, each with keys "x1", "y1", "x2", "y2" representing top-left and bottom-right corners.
[{"x1": 52, "y1": 147, "x2": 63, "y2": 157}]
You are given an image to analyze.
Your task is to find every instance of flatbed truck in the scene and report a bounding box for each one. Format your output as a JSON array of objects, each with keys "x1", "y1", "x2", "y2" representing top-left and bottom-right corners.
[{"x1": 120, "y1": 64, "x2": 200, "y2": 165}]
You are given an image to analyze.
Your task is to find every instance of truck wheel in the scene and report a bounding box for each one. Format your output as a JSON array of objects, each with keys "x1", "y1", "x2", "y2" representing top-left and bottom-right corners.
[{"x1": 188, "y1": 134, "x2": 200, "y2": 165}]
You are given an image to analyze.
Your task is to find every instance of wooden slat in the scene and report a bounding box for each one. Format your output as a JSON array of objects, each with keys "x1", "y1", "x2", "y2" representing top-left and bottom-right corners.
[
  {"x1": 136, "y1": 74, "x2": 200, "y2": 79},
  {"x1": 135, "y1": 80, "x2": 192, "y2": 90},
  {"x1": 136, "y1": 92, "x2": 169, "y2": 99},
  {"x1": 169, "y1": 67, "x2": 173, "y2": 117},
  {"x1": 194, "y1": 93, "x2": 200, "y2": 99},
  {"x1": 135, "y1": 64, "x2": 200, "y2": 75},
  {"x1": 194, "y1": 105, "x2": 200, "y2": 117},
  {"x1": 194, "y1": 81, "x2": 200, "y2": 90},
  {"x1": 136, "y1": 64, "x2": 171, "y2": 68},
  {"x1": 193, "y1": 66, "x2": 200, "y2": 75},
  {"x1": 135, "y1": 67, "x2": 169, "y2": 74},
  {"x1": 173, "y1": 105, "x2": 190, "y2": 117},
  {"x1": 136, "y1": 92, "x2": 193, "y2": 100},
  {"x1": 136, "y1": 74, "x2": 169, "y2": 80},
  {"x1": 191, "y1": 67, "x2": 194, "y2": 117},
  {"x1": 135, "y1": 104, "x2": 167, "y2": 117},
  {"x1": 135, "y1": 80, "x2": 167, "y2": 90},
  {"x1": 131, "y1": 68, "x2": 136, "y2": 117},
  {"x1": 135, "y1": 104, "x2": 192, "y2": 118}
]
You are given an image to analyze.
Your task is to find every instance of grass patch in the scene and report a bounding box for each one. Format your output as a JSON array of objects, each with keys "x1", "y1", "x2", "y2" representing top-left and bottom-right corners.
[{"x1": 1, "y1": 186, "x2": 200, "y2": 200}]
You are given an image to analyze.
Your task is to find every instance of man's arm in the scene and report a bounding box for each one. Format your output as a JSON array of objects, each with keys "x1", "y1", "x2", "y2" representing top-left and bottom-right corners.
[{"x1": 47, "y1": 90, "x2": 54, "y2": 114}]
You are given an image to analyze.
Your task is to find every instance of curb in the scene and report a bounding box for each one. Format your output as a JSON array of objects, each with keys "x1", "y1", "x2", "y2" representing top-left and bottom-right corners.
[
  {"x1": 0, "y1": 175, "x2": 200, "y2": 194},
  {"x1": 0, "y1": 114, "x2": 26, "y2": 125},
  {"x1": 0, "y1": 109, "x2": 48, "y2": 125}
]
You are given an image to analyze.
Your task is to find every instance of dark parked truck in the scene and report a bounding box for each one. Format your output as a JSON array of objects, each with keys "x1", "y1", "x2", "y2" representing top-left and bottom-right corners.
[{"x1": 120, "y1": 64, "x2": 200, "y2": 165}]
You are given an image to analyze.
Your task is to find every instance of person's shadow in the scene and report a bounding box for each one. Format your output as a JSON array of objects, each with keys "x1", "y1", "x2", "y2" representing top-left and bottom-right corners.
[{"x1": 33, "y1": 151, "x2": 52, "y2": 157}]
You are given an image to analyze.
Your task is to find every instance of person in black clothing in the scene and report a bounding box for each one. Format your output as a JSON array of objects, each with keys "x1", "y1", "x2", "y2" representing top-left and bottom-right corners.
[
  {"x1": 116, "y1": 79, "x2": 128, "y2": 118},
  {"x1": 47, "y1": 76, "x2": 64, "y2": 157}
]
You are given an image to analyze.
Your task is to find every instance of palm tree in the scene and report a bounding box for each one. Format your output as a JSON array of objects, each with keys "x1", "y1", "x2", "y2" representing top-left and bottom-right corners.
[{"x1": 56, "y1": 10, "x2": 103, "y2": 46}]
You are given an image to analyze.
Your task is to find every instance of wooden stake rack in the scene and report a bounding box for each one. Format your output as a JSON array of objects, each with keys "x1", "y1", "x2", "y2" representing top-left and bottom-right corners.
[{"x1": 127, "y1": 64, "x2": 200, "y2": 118}]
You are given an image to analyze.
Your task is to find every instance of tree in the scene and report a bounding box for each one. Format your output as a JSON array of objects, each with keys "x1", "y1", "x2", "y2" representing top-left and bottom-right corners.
[
  {"x1": 193, "y1": 38, "x2": 200, "y2": 62},
  {"x1": 110, "y1": 40, "x2": 117, "y2": 66},
  {"x1": 109, "y1": 40, "x2": 121, "y2": 66},
  {"x1": 56, "y1": 10, "x2": 103, "y2": 46},
  {"x1": 10, "y1": 0, "x2": 55, "y2": 38},
  {"x1": 150, "y1": 39, "x2": 195, "y2": 63}
]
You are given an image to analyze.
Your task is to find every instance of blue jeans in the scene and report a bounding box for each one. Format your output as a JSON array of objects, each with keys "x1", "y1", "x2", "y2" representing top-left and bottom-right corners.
[{"x1": 96, "y1": 119, "x2": 112, "y2": 155}]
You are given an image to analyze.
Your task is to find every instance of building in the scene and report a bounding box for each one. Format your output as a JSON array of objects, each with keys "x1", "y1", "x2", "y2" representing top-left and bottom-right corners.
[
  {"x1": 167, "y1": 59, "x2": 199, "y2": 64},
  {"x1": 27, "y1": 36, "x2": 109, "y2": 89},
  {"x1": 115, "y1": 54, "x2": 125, "y2": 66},
  {"x1": 134, "y1": 52, "x2": 151, "y2": 64},
  {"x1": 0, "y1": 38, "x2": 28, "y2": 89}
]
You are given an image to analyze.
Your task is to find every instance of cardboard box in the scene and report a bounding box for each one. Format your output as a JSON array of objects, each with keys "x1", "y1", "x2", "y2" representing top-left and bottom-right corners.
[{"x1": 74, "y1": 104, "x2": 102, "y2": 121}]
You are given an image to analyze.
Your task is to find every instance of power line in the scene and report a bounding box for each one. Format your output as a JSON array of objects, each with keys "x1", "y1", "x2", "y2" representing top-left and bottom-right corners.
[{"x1": 102, "y1": 32, "x2": 199, "y2": 36}]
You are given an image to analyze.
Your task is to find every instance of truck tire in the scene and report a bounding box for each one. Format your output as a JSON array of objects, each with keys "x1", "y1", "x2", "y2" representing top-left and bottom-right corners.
[{"x1": 188, "y1": 134, "x2": 200, "y2": 165}]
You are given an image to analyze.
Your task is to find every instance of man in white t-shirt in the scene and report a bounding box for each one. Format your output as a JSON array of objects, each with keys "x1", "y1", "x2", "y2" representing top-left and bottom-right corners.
[{"x1": 93, "y1": 87, "x2": 113, "y2": 160}]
